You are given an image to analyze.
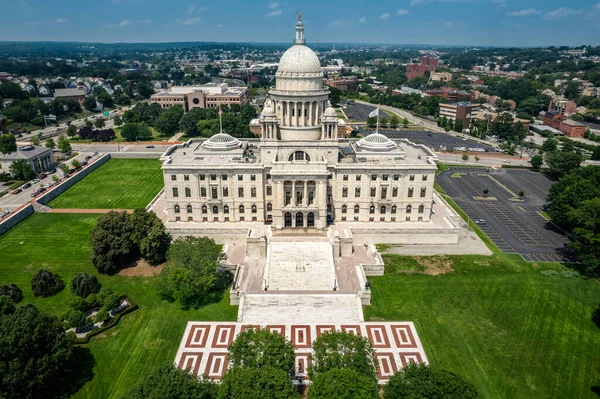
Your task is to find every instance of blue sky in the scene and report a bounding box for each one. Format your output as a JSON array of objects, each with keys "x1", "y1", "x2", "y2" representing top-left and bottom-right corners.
[{"x1": 1, "y1": 0, "x2": 599, "y2": 46}]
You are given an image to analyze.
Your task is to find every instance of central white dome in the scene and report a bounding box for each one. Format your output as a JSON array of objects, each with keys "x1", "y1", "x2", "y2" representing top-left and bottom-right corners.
[
  {"x1": 201, "y1": 132, "x2": 241, "y2": 151},
  {"x1": 277, "y1": 45, "x2": 322, "y2": 75}
]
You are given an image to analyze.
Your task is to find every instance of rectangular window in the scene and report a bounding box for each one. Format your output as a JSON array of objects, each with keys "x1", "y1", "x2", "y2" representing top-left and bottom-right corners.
[
  {"x1": 172, "y1": 187, "x2": 178, "y2": 197},
  {"x1": 371, "y1": 174, "x2": 377, "y2": 181},
  {"x1": 266, "y1": 174, "x2": 271, "y2": 180},
  {"x1": 211, "y1": 187, "x2": 218, "y2": 199},
  {"x1": 409, "y1": 175, "x2": 415, "y2": 181},
  {"x1": 223, "y1": 187, "x2": 229, "y2": 197},
  {"x1": 370, "y1": 187, "x2": 376, "y2": 197},
  {"x1": 251, "y1": 175, "x2": 256, "y2": 181},
  {"x1": 185, "y1": 187, "x2": 191, "y2": 197},
  {"x1": 408, "y1": 188, "x2": 414, "y2": 197},
  {"x1": 222, "y1": 174, "x2": 228, "y2": 181},
  {"x1": 225, "y1": 217, "x2": 230, "y2": 222},
  {"x1": 252, "y1": 217, "x2": 257, "y2": 221},
  {"x1": 171, "y1": 175, "x2": 177, "y2": 181},
  {"x1": 356, "y1": 175, "x2": 362, "y2": 181},
  {"x1": 391, "y1": 217, "x2": 396, "y2": 221},
  {"x1": 381, "y1": 187, "x2": 387, "y2": 199},
  {"x1": 238, "y1": 187, "x2": 244, "y2": 197},
  {"x1": 380, "y1": 217, "x2": 385, "y2": 221},
  {"x1": 175, "y1": 217, "x2": 181, "y2": 221},
  {"x1": 355, "y1": 187, "x2": 361, "y2": 197},
  {"x1": 406, "y1": 216, "x2": 411, "y2": 221},
  {"x1": 418, "y1": 216, "x2": 423, "y2": 221},
  {"x1": 188, "y1": 216, "x2": 193, "y2": 221},
  {"x1": 392, "y1": 187, "x2": 398, "y2": 197},
  {"x1": 393, "y1": 174, "x2": 399, "y2": 181},
  {"x1": 201, "y1": 187, "x2": 207, "y2": 197},
  {"x1": 251, "y1": 187, "x2": 257, "y2": 198},
  {"x1": 354, "y1": 216, "x2": 359, "y2": 221},
  {"x1": 199, "y1": 174, "x2": 205, "y2": 181},
  {"x1": 382, "y1": 175, "x2": 388, "y2": 181},
  {"x1": 238, "y1": 175, "x2": 243, "y2": 181},
  {"x1": 342, "y1": 188, "x2": 348, "y2": 198},
  {"x1": 341, "y1": 216, "x2": 347, "y2": 221},
  {"x1": 422, "y1": 175, "x2": 428, "y2": 181},
  {"x1": 266, "y1": 186, "x2": 272, "y2": 196},
  {"x1": 343, "y1": 175, "x2": 348, "y2": 181},
  {"x1": 213, "y1": 217, "x2": 219, "y2": 222},
  {"x1": 203, "y1": 217, "x2": 208, "y2": 222},
  {"x1": 210, "y1": 174, "x2": 217, "y2": 181},
  {"x1": 420, "y1": 188, "x2": 426, "y2": 197},
  {"x1": 184, "y1": 175, "x2": 189, "y2": 181},
  {"x1": 369, "y1": 217, "x2": 374, "y2": 222},
  {"x1": 240, "y1": 216, "x2": 245, "y2": 221}
]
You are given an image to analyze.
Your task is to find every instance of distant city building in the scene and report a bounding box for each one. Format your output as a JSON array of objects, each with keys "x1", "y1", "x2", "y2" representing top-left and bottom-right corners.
[
  {"x1": 558, "y1": 119, "x2": 586, "y2": 137},
  {"x1": 548, "y1": 95, "x2": 577, "y2": 116},
  {"x1": 53, "y1": 88, "x2": 86, "y2": 105},
  {"x1": 150, "y1": 84, "x2": 249, "y2": 113},
  {"x1": 405, "y1": 56, "x2": 439, "y2": 81},
  {"x1": 475, "y1": 111, "x2": 530, "y2": 129},
  {"x1": 425, "y1": 87, "x2": 470, "y2": 102},
  {"x1": 429, "y1": 72, "x2": 452, "y2": 82},
  {"x1": 324, "y1": 76, "x2": 357, "y2": 90},
  {"x1": 0, "y1": 145, "x2": 55, "y2": 175},
  {"x1": 439, "y1": 102, "x2": 479, "y2": 129},
  {"x1": 0, "y1": 72, "x2": 12, "y2": 80}
]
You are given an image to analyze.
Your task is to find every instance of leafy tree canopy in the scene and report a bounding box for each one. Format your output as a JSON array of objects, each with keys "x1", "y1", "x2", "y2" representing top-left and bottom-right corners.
[
  {"x1": 0, "y1": 134, "x2": 17, "y2": 154},
  {"x1": 228, "y1": 328, "x2": 296, "y2": 375},
  {"x1": 308, "y1": 368, "x2": 379, "y2": 399},
  {"x1": 31, "y1": 269, "x2": 65, "y2": 297},
  {"x1": 218, "y1": 366, "x2": 299, "y2": 399},
  {"x1": 0, "y1": 283, "x2": 23, "y2": 303},
  {"x1": 70, "y1": 273, "x2": 101, "y2": 298}
]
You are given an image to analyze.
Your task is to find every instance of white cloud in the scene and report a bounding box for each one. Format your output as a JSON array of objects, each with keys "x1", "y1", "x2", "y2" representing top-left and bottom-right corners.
[
  {"x1": 54, "y1": 18, "x2": 69, "y2": 23},
  {"x1": 506, "y1": 8, "x2": 539, "y2": 16},
  {"x1": 544, "y1": 7, "x2": 581, "y2": 19},
  {"x1": 216, "y1": 23, "x2": 223, "y2": 28},
  {"x1": 179, "y1": 17, "x2": 201, "y2": 25},
  {"x1": 266, "y1": 10, "x2": 282, "y2": 17},
  {"x1": 187, "y1": 4, "x2": 207, "y2": 15},
  {"x1": 595, "y1": 2, "x2": 600, "y2": 9},
  {"x1": 119, "y1": 19, "x2": 131, "y2": 27},
  {"x1": 397, "y1": 9, "x2": 409, "y2": 15},
  {"x1": 268, "y1": 2, "x2": 280, "y2": 8},
  {"x1": 358, "y1": 17, "x2": 366, "y2": 23},
  {"x1": 380, "y1": 13, "x2": 390, "y2": 20}
]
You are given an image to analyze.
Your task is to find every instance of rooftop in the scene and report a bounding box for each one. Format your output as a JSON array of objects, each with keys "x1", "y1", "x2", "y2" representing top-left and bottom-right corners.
[{"x1": 54, "y1": 88, "x2": 85, "y2": 97}]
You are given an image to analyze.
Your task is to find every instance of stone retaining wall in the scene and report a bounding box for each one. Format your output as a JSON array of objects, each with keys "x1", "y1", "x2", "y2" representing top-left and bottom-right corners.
[
  {"x1": 110, "y1": 152, "x2": 163, "y2": 159},
  {"x1": 167, "y1": 227, "x2": 251, "y2": 244},
  {"x1": 0, "y1": 203, "x2": 34, "y2": 236}
]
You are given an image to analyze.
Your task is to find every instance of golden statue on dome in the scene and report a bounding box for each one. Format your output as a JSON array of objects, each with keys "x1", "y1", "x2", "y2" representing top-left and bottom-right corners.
[{"x1": 297, "y1": 11, "x2": 302, "y2": 22}]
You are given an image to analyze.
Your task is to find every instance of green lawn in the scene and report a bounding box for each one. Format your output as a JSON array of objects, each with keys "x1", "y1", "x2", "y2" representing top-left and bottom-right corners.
[
  {"x1": 0, "y1": 213, "x2": 238, "y2": 398},
  {"x1": 367, "y1": 252, "x2": 600, "y2": 398},
  {"x1": 48, "y1": 159, "x2": 164, "y2": 209}
]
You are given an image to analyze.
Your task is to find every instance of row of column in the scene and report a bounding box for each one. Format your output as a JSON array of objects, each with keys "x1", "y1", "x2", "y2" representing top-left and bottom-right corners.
[{"x1": 281, "y1": 100, "x2": 327, "y2": 127}]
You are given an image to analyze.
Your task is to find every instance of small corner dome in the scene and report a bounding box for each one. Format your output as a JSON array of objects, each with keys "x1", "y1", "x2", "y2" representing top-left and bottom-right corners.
[
  {"x1": 277, "y1": 45, "x2": 322, "y2": 75},
  {"x1": 201, "y1": 132, "x2": 241, "y2": 151},
  {"x1": 262, "y1": 103, "x2": 275, "y2": 115},
  {"x1": 324, "y1": 106, "x2": 337, "y2": 117},
  {"x1": 357, "y1": 133, "x2": 397, "y2": 152}
]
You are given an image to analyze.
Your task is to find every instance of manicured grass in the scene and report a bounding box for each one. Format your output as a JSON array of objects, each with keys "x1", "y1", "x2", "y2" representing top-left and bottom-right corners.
[
  {"x1": 48, "y1": 158, "x2": 164, "y2": 209},
  {"x1": 0, "y1": 213, "x2": 238, "y2": 399},
  {"x1": 365, "y1": 253, "x2": 600, "y2": 398}
]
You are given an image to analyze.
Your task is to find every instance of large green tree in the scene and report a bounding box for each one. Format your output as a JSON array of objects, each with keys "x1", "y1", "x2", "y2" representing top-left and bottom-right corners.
[
  {"x1": 0, "y1": 134, "x2": 17, "y2": 154},
  {"x1": 155, "y1": 105, "x2": 184, "y2": 136},
  {"x1": 120, "y1": 123, "x2": 152, "y2": 142},
  {"x1": 0, "y1": 304, "x2": 80, "y2": 399},
  {"x1": 90, "y1": 211, "x2": 134, "y2": 274},
  {"x1": 0, "y1": 283, "x2": 23, "y2": 303},
  {"x1": 308, "y1": 368, "x2": 379, "y2": 399},
  {"x1": 545, "y1": 150, "x2": 583, "y2": 179},
  {"x1": 70, "y1": 273, "x2": 101, "y2": 298},
  {"x1": 309, "y1": 331, "x2": 376, "y2": 381},
  {"x1": 121, "y1": 363, "x2": 218, "y2": 399},
  {"x1": 383, "y1": 363, "x2": 478, "y2": 399},
  {"x1": 218, "y1": 366, "x2": 299, "y2": 399},
  {"x1": 57, "y1": 133, "x2": 71, "y2": 152},
  {"x1": 128, "y1": 208, "x2": 171, "y2": 265},
  {"x1": 9, "y1": 159, "x2": 35, "y2": 180},
  {"x1": 31, "y1": 269, "x2": 65, "y2": 297},
  {"x1": 228, "y1": 328, "x2": 296, "y2": 375},
  {"x1": 567, "y1": 197, "x2": 600, "y2": 276}
]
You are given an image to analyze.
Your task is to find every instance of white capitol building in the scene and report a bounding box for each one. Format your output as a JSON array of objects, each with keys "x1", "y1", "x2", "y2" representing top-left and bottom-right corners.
[{"x1": 160, "y1": 17, "x2": 460, "y2": 244}]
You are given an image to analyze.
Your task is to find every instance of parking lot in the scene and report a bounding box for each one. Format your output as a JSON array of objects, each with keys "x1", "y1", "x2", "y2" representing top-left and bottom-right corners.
[
  {"x1": 342, "y1": 103, "x2": 377, "y2": 121},
  {"x1": 437, "y1": 167, "x2": 569, "y2": 262},
  {"x1": 360, "y1": 129, "x2": 496, "y2": 152}
]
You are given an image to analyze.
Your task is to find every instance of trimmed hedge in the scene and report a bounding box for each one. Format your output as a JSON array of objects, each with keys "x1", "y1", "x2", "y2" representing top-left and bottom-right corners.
[{"x1": 73, "y1": 304, "x2": 139, "y2": 344}]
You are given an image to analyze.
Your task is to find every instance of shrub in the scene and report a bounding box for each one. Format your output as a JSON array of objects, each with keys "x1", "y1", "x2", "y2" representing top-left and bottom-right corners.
[
  {"x1": 70, "y1": 296, "x2": 89, "y2": 312},
  {"x1": 592, "y1": 304, "x2": 600, "y2": 328},
  {"x1": 0, "y1": 283, "x2": 23, "y2": 303},
  {"x1": 0, "y1": 295, "x2": 15, "y2": 315},
  {"x1": 31, "y1": 269, "x2": 65, "y2": 297},
  {"x1": 308, "y1": 368, "x2": 379, "y2": 399},
  {"x1": 540, "y1": 270, "x2": 559, "y2": 277},
  {"x1": 561, "y1": 271, "x2": 580, "y2": 279},
  {"x1": 70, "y1": 273, "x2": 101, "y2": 298},
  {"x1": 66, "y1": 309, "x2": 90, "y2": 329},
  {"x1": 94, "y1": 308, "x2": 109, "y2": 324}
]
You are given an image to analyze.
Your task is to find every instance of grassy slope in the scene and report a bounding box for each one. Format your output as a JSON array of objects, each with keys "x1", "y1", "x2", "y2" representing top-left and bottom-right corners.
[
  {"x1": 47, "y1": 159, "x2": 164, "y2": 209},
  {"x1": 364, "y1": 253, "x2": 600, "y2": 398},
  {"x1": 0, "y1": 213, "x2": 237, "y2": 398}
]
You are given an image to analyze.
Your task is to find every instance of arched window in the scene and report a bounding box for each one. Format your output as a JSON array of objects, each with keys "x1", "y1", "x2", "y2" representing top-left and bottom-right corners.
[
  {"x1": 267, "y1": 203, "x2": 272, "y2": 211},
  {"x1": 288, "y1": 151, "x2": 310, "y2": 162},
  {"x1": 224, "y1": 205, "x2": 229, "y2": 214},
  {"x1": 418, "y1": 205, "x2": 424, "y2": 213},
  {"x1": 354, "y1": 205, "x2": 360, "y2": 214},
  {"x1": 342, "y1": 205, "x2": 347, "y2": 214},
  {"x1": 391, "y1": 206, "x2": 397, "y2": 214},
  {"x1": 369, "y1": 205, "x2": 375, "y2": 214},
  {"x1": 174, "y1": 205, "x2": 180, "y2": 213},
  {"x1": 406, "y1": 205, "x2": 412, "y2": 214},
  {"x1": 380, "y1": 206, "x2": 386, "y2": 214},
  {"x1": 251, "y1": 205, "x2": 257, "y2": 213},
  {"x1": 186, "y1": 205, "x2": 192, "y2": 213},
  {"x1": 239, "y1": 205, "x2": 245, "y2": 213},
  {"x1": 202, "y1": 205, "x2": 207, "y2": 214},
  {"x1": 212, "y1": 206, "x2": 218, "y2": 214}
]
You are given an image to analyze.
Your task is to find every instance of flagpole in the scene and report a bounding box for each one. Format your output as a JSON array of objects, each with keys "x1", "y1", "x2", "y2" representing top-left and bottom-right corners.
[
  {"x1": 218, "y1": 105, "x2": 223, "y2": 133},
  {"x1": 376, "y1": 106, "x2": 380, "y2": 134}
]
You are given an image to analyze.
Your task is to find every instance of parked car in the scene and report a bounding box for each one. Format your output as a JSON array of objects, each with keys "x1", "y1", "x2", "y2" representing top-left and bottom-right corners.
[
  {"x1": 11, "y1": 188, "x2": 22, "y2": 195},
  {"x1": 0, "y1": 211, "x2": 10, "y2": 219},
  {"x1": 31, "y1": 188, "x2": 46, "y2": 197},
  {"x1": 474, "y1": 219, "x2": 486, "y2": 225},
  {"x1": 22, "y1": 182, "x2": 31, "y2": 189},
  {"x1": 146, "y1": 145, "x2": 155, "y2": 148},
  {"x1": 85, "y1": 155, "x2": 92, "y2": 160},
  {"x1": 49, "y1": 168, "x2": 56, "y2": 174},
  {"x1": 38, "y1": 173, "x2": 47, "y2": 180},
  {"x1": 30, "y1": 179, "x2": 39, "y2": 184},
  {"x1": 81, "y1": 161, "x2": 88, "y2": 166}
]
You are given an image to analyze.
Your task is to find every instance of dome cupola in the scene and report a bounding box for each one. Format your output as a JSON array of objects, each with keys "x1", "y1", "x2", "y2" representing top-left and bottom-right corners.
[
  {"x1": 357, "y1": 133, "x2": 397, "y2": 152},
  {"x1": 201, "y1": 132, "x2": 241, "y2": 151}
]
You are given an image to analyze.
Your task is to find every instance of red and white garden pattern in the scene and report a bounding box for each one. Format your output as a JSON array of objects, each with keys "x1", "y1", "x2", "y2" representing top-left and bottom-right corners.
[{"x1": 174, "y1": 322, "x2": 428, "y2": 384}]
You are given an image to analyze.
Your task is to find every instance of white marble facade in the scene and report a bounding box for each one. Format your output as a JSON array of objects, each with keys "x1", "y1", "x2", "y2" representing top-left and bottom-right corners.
[{"x1": 161, "y1": 18, "x2": 439, "y2": 229}]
